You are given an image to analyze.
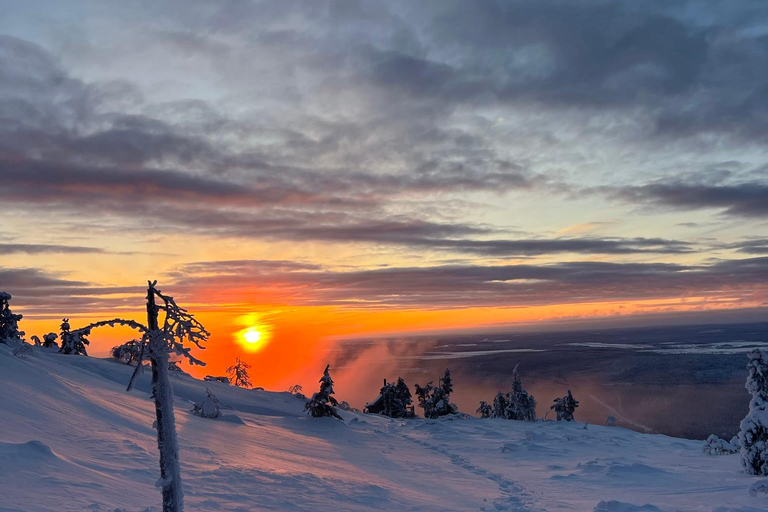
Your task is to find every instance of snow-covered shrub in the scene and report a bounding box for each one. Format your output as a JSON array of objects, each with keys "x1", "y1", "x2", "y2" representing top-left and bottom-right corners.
[
  {"x1": 739, "y1": 349, "x2": 768, "y2": 476},
  {"x1": 552, "y1": 390, "x2": 579, "y2": 421},
  {"x1": 486, "y1": 365, "x2": 537, "y2": 421},
  {"x1": 750, "y1": 480, "x2": 768, "y2": 496},
  {"x1": 59, "y1": 318, "x2": 90, "y2": 355},
  {"x1": 12, "y1": 343, "x2": 33, "y2": 358},
  {"x1": 476, "y1": 401, "x2": 492, "y2": 418},
  {"x1": 226, "y1": 356, "x2": 252, "y2": 388},
  {"x1": 338, "y1": 401, "x2": 359, "y2": 412},
  {"x1": 111, "y1": 339, "x2": 143, "y2": 364},
  {"x1": 192, "y1": 388, "x2": 221, "y2": 419},
  {"x1": 42, "y1": 332, "x2": 58, "y2": 349},
  {"x1": 365, "y1": 377, "x2": 413, "y2": 418},
  {"x1": 0, "y1": 292, "x2": 25, "y2": 345},
  {"x1": 414, "y1": 369, "x2": 458, "y2": 419},
  {"x1": 288, "y1": 384, "x2": 306, "y2": 400},
  {"x1": 305, "y1": 364, "x2": 342, "y2": 419},
  {"x1": 703, "y1": 434, "x2": 740, "y2": 455}
]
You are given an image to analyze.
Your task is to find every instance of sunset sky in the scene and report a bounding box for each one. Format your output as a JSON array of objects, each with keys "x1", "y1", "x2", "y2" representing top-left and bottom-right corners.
[{"x1": 1, "y1": 1, "x2": 767, "y2": 386}]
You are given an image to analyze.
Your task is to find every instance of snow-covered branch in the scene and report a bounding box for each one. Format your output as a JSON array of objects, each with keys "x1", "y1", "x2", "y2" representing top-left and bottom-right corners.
[{"x1": 71, "y1": 318, "x2": 148, "y2": 337}]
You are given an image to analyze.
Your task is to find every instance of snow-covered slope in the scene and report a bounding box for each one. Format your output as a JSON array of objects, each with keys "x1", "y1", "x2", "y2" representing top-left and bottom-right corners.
[{"x1": 0, "y1": 345, "x2": 764, "y2": 512}]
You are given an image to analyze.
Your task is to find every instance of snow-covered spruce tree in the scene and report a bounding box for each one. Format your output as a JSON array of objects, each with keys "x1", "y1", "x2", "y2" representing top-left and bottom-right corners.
[
  {"x1": 192, "y1": 388, "x2": 221, "y2": 419},
  {"x1": 488, "y1": 365, "x2": 536, "y2": 421},
  {"x1": 441, "y1": 368, "x2": 454, "y2": 395},
  {"x1": 59, "y1": 318, "x2": 91, "y2": 355},
  {"x1": 111, "y1": 339, "x2": 143, "y2": 364},
  {"x1": 226, "y1": 356, "x2": 253, "y2": 388},
  {"x1": 739, "y1": 349, "x2": 768, "y2": 476},
  {"x1": 506, "y1": 364, "x2": 537, "y2": 421},
  {"x1": 0, "y1": 292, "x2": 25, "y2": 345},
  {"x1": 414, "y1": 369, "x2": 458, "y2": 419},
  {"x1": 305, "y1": 364, "x2": 342, "y2": 419},
  {"x1": 491, "y1": 391, "x2": 508, "y2": 418},
  {"x1": 366, "y1": 377, "x2": 413, "y2": 418},
  {"x1": 395, "y1": 377, "x2": 412, "y2": 408},
  {"x1": 477, "y1": 401, "x2": 492, "y2": 418},
  {"x1": 69, "y1": 281, "x2": 209, "y2": 512},
  {"x1": 551, "y1": 390, "x2": 579, "y2": 422},
  {"x1": 42, "y1": 332, "x2": 58, "y2": 349}
]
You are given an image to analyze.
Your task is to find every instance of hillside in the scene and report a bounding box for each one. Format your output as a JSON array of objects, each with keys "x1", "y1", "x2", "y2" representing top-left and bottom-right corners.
[{"x1": 0, "y1": 345, "x2": 764, "y2": 512}]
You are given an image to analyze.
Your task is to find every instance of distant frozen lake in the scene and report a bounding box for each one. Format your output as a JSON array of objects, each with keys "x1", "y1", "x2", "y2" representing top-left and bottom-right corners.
[{"x1": 334, "y1": 322, "x2": 768, "y2": 439}]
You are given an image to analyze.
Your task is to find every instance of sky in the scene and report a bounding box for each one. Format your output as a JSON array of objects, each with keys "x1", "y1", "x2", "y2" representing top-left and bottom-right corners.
[{"x1": 1, "y1": 0, "x2": 767, "y2": 386}]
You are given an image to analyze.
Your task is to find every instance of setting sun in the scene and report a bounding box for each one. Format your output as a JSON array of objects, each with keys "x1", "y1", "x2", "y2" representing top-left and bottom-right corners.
[
  {"x1": 236, "y1": 316, "x2": 273, "y2": 353},
  {"x1": 244, "y1": 329, "x2": 262, "y2": 344}
]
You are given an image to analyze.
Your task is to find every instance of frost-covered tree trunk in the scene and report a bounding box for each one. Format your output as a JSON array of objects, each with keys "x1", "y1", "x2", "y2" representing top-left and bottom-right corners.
[
  {"x1": 146, "y1": 283, "x2": 184, "y2": 512},
  {"x1": 65, "y1": 281, "x2": 207, "y2": 512}
]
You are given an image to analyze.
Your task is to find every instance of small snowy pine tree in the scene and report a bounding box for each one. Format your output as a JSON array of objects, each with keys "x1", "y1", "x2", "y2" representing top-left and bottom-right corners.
[
  {"x1": 59, "y1": 318, "x2": 90, "y2": 355},
  {"x1": 491, "y1": 391, "x2": 508, "y2": 418},
  {"x1": 226, "y1": 357, "x2": 253, "y2": 388},
  {"x1": 477, "y1": 401, "x2": 491, "y2": 418},
  {"x1": 414, "y1": 369, "x2": 458, "y2": 419},
  {"x1": 305, "y1": 364, "x2": 342, "y2": 419},
  {"x1": 192, "y1": 388, "x2": 222, "y2": 419},
  {"x1": 551, "y1": 390, "x2": 579, "y2": 421},
  {"x1": 366, "y1": 377, "x2": 412, "y2": 418},
  {"x1": 440, "y1": 369, "x2": 454, "y2": 395},
  {"x1": 42, "y1": 332, "x2": 58, "y2": 349},
  {"x1": 395, "y1": 377, "x2": 412, "y2": 412},
  {"x1": 487, "y1": 364, "x2": 537, "y2": 421},
  {"x1": 739, "y1": 349, "x2": 768, "y2": 476},
  {"x1": 380, "y1": 381, "x2": 400, "y2": 417},
  {"x1": 0, "y1": 292, "x2": 25, "y2": 345}
]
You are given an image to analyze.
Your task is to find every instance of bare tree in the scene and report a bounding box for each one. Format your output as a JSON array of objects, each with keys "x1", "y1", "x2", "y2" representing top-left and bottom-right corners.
[
  {"x1": 69, "y1": 281, "x2": 208, "y2": 512},
  {"x1": 227, "y1": 356, "x2": 253, "y2": 388}
]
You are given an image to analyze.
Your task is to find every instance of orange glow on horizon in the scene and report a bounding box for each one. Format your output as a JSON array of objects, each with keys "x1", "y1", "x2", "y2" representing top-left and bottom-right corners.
[{"x1": 17, "y1": 289, "x2": 764, "y2": 396}]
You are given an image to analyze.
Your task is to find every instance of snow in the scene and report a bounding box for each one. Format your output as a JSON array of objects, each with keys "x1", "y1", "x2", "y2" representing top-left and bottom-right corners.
[
  {"x1": 420, "y1": 348, "x2": 546, "y2": 360},
  {"x1": 1, "y1": 344, "x2": 766, "y2": 512}
]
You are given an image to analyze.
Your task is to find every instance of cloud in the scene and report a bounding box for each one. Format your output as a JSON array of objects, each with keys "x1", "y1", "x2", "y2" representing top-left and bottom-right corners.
[
  {"x1": 167, "y1": 256, "x2": 768, "y2": 309},
  {"x1": 1, "y1": 1, "x2": 767, "y2": 324},
  {"x1": 600, "y1": 182, "x2": 768, "y2": 218},
  {"x1": 0, "y1": 267, "x2": 142, "y2": 314},
  {"x1": 724, "y1": 239, "x2": 768, "y2": 255},
  {"x1": 0, "y1": 244, "x2": 105, "y2": 255}
]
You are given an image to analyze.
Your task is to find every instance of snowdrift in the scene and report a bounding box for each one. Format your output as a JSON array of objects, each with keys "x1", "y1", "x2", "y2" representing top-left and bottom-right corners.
[{"x1": 0, "y1": 345, "x2": 764, "y2": 512}]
